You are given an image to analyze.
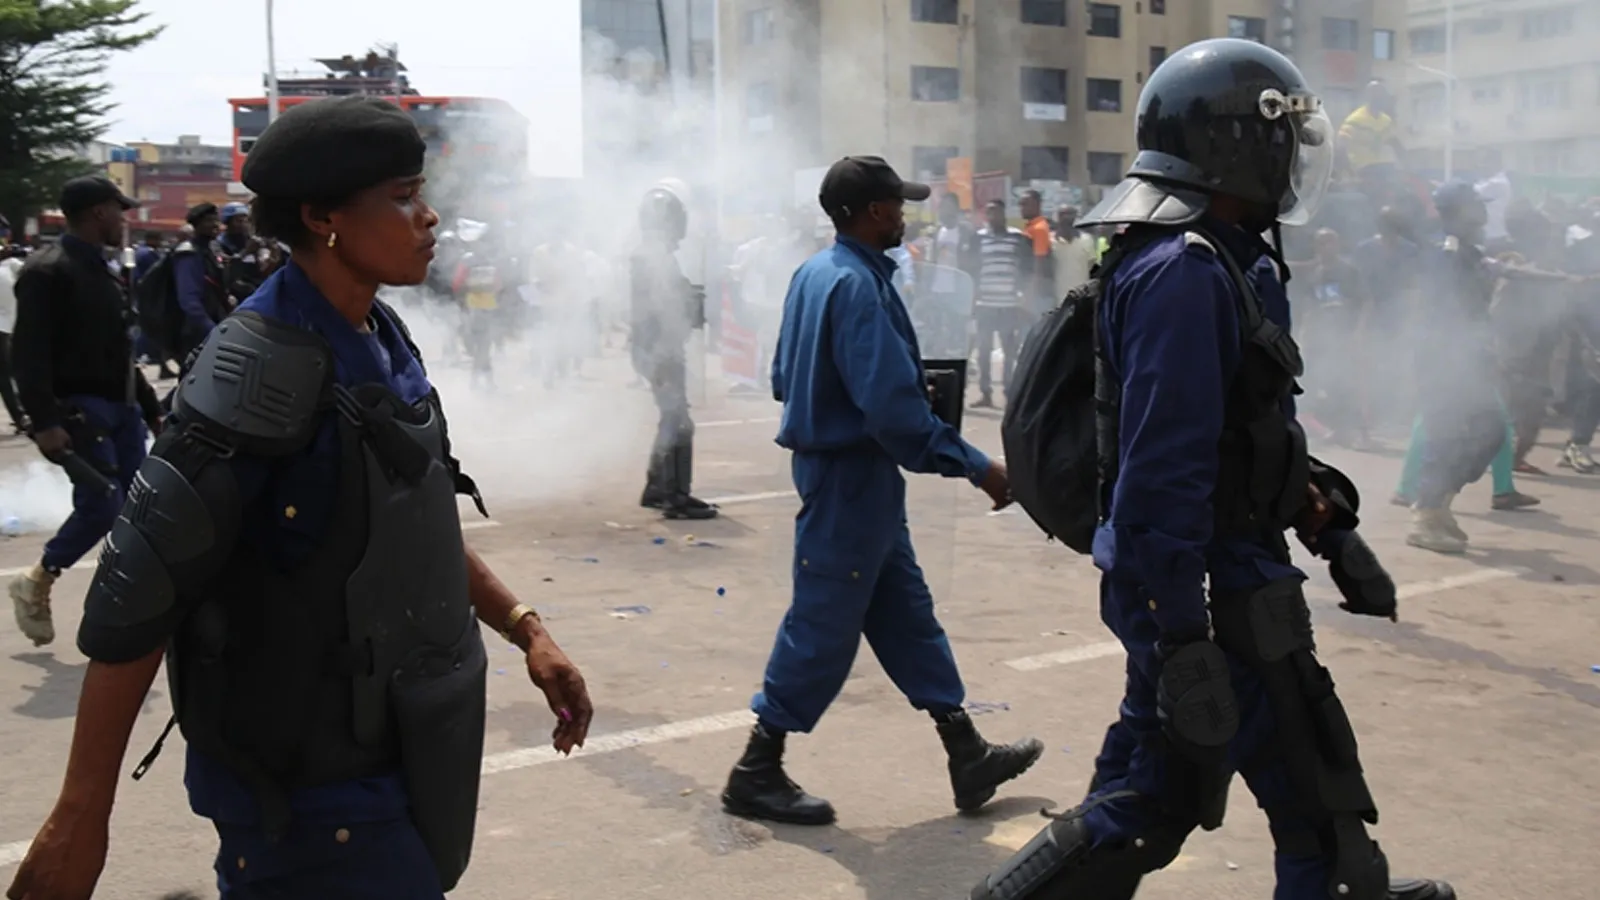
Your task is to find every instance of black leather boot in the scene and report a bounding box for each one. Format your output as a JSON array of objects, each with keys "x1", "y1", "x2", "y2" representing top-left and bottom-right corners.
[
  {"x1": 721, "y1": 724, "x2": 836, "y2": 826},
  {"x1": 936, "y1": 710, "x2": 1045, "y2": 812},
  {"x1": 1389, "y1": 878, "x2": 1456, "y2": 900}
]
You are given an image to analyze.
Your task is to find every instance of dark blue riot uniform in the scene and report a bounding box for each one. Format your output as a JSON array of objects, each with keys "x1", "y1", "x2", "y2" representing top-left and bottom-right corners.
[
  {"x1": 970, "y1": 39, "x2": 1452, "y2": 900},
  {"x1": 722, "y1": 156, "x2": 1042, "y2": 829},
  {"x1": 78, "y1": 262, "x2": 482, "y2": 899}
]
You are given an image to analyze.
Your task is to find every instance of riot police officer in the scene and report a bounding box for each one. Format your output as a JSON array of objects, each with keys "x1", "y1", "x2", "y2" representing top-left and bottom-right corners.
[
  {"x1": 6, "y1": 96, "x2": 593, "y2": 900},
  {"x1": 631, "y1": 185, "x2": 717, "y2": 520},
  {"x1": 969, "y1": 39, "x2": 1455, "y2": 900}
]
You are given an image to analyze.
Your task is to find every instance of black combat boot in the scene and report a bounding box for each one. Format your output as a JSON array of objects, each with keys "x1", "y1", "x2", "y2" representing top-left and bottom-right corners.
[
  {"x1": 936, "y1": 710, "x2": 1045, "y2": 812},
  {"x1": 721, "y1": 724, "x2": 836, "y2": 826},
  {"x1": 664, "y1": 495, "x2": 719, "y2": 520},
  {"x1": 1389, "y1": 879, "x2": 1456, "y2": 900}
]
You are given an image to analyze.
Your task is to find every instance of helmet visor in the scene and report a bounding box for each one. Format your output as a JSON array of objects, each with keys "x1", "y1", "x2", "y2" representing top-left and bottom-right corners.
[{"x1": 1279, "y1": 105, "x2": 1336, "y2": 226}]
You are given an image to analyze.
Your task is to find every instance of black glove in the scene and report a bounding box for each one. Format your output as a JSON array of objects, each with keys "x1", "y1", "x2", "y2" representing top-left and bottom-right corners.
[
  {"x1": 1330, "y1": 531, "x2": 1398, "y2": 621},
  {"x1": 1155, "y1": 637, "x2": 1238, "y2": 831}
]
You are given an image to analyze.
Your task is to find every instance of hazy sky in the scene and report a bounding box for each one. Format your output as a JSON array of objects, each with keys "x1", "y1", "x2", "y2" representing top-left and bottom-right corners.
[{"x1": 99, "y1": 0, "x2": 584, "y2": 177}]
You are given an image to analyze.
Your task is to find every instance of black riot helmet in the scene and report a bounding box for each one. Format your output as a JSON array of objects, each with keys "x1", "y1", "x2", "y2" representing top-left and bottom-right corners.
[
  {"x1": 638, "y1": 186, "x2": 688, "y2": 244},
  {"x1": 1122, "y1": 38, "x2": 1335, "y2": 227}
]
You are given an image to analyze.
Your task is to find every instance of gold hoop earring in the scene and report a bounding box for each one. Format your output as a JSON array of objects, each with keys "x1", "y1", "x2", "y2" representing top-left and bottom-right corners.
[{"x1": 327, "y1": 232, "x2": 338, "y2": 249}]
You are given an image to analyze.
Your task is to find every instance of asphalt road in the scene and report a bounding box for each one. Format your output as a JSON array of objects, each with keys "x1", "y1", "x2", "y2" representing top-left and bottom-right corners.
[{"x1": 0, "y1": 346, "x2": 1596, "y2": 899}]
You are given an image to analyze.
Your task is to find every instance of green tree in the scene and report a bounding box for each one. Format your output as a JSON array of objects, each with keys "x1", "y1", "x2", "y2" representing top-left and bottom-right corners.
[{"x1": 0, "y1": 0, "x2": 160, "y2": 234}]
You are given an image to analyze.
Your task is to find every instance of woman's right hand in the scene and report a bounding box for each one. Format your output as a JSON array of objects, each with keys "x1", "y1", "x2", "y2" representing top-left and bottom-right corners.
[{"x1": 6, "y1": 804, "x2": 110, "y2": 900}]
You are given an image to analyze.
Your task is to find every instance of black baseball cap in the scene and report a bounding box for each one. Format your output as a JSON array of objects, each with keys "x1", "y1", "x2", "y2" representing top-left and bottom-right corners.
[
  {"x1": 818, "y1": 156, "x2": 931, "y2": 219},
  {"x1": 59, "y1": 175, "x2": 138, "y2": 218}
]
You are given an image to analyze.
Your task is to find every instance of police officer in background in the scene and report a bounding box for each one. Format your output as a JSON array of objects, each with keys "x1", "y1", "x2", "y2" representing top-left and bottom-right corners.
[
  {"x1": 6, "y1": 96, "x2": 592, "y2": 900},
  {"x1": 7, "y1": 176, "x2": 163, "y2": 647},
  {"x1": 631, "y1": 185, "x2": 717, "y2": 520},
  {"x1": 213, "y1": 201, "x2": 269, "y2": 307},
  {"x1": 721, "y1": 156, "x2": 1041, "y2": 827},
  {"x1": 171, "y1": 202, "x2": 230, "y2": 359},
  {"x1": 970, "y1": 40, "x2": 1454, "y2": 900}
]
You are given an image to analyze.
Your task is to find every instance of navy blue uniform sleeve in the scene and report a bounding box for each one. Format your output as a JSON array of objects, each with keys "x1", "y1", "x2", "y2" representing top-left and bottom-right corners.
[
  {"x1": 1108, "y1": 249, "x2": 1240, "y2": 636},
  {"x1": 172, "y1": 252, "x2": 215, "y2": 335},
  {"x1": 828, "y1": 273, "x2": 989, "y2": 479},
  {"x1": 77, "y1": 448, "x2": 273, "y2": 663}
]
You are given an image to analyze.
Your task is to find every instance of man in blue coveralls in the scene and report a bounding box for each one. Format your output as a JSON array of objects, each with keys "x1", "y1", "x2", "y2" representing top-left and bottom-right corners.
[
  {"x1": 7, "y1": 96, "x2": 593, "y2": 900},
  {"x1": 720, "y1": 156, "x2": 1044, "y2": 826},
  {"x1": 970, "y1": 40, "x2": 1456, "y2": 900},
  {"x1": 170, "y1": 202, "x2": 230, "y2": 361}
]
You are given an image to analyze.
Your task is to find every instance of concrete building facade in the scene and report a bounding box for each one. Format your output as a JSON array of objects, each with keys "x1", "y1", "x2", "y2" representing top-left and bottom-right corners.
[
  {"x1": 715, "y1": 0, "x2": 1407, "y2": 211},
  {"x1": 1405, "y1": 0, "x2": 1600, "y2": 191}
]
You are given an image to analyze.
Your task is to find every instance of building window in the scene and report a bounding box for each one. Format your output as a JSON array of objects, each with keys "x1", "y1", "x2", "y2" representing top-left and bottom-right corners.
[
  {"x1": 1088, "y1": 152, "x2": 1125, "y2": 185},
  {"x1": 912, "y1": 145, "x2": 960, "y2": 181},
  {"x1": 1322, "y1": 17, "x2": 1359, "y2": 51},
  {"x1": 1087, "y1": 78, "x2": 1123, "y2": 113},
  {"x1": 1021, "y1": 146, "x2": 1070, "y2": 182},
  {"x1": 1518, "y1": 71, "x2": 1572, "y2": 110},
  {"x1": 745, "y1": 81, "x2": 774, "y2": 123},
  {"x1": 1088, "y1": 3, "x2": 1121, "y2": 38},
  {"x1": 1411, "y1": 84, "x2": 1446, "y2": 124},
  {"x1": 1465, "y1": 16, "x2": 1503, "y2": 35},
  {"x1": 1522, "y1": 7, "x2": 1574, "y2": 40},
  {"x1": 1410, "y1": 25, "x2": 1446, "y2": 55},
  {"x1": 1470, "y1": 80, "x2": 1503, "y2": 105},
  {"x1": 912, "y1": 65, "x2": 961, "y2": 102},
  {"x1": 1021, "y1": 0, "x2": 1066, "y2": 27},
  {"x1": 742, "y1": 8, "x2": 775, "y2": 44},
  {"x1": 237, "y1": 136, "x2": 256, "y2": 155},
  {"x1": 911, "y1": 0, "x2": 959, "y2": 25},
  {"x1": 1021, "y1": 66, "x2": 1068, "y2": 105},
  {"x1": 1149, "y1": 45, "x2": 1167, "y2": 70},
  {"x1": 1150, "y1": 0, "x2": 1165, "y2": 13},
  {"x1": 1227, "y1": 16, "x2": 1267, "y2": 43},
  {"x1": 1373, "y1": 29, "x2": 1395, "y2": 60}
]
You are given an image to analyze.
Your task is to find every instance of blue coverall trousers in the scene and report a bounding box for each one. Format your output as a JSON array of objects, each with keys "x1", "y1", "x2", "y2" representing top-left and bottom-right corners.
[
  {"x1": 751, "y1": 448, "x2": 966, "y2": 733},
  {"x1": 41, "y1": 394, "x2": 147, "y2": 572},
  {"x1": 1084, "y1": 576, "x2": 1336, "y2": 900}
]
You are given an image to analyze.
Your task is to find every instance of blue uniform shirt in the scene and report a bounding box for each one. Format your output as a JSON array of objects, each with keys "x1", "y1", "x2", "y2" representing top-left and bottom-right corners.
[
  {"x1": 772, "y1": 236, "x2": 988, "y2": 480},
  {"x1": 184, "y1": 261, "x2": 434, "y2": 826},
  {"x1": 1092, "y1": 221, "x2": 1305, "y2": 637}
]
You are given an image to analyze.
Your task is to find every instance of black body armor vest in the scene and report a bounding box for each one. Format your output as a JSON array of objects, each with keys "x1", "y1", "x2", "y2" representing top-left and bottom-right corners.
[
  {"x1": 164, "y1": 312, "x2": 487, "y2": 890},
  {"x1": 1094, "y1": 226, "x2": 1310, "y2": 545}
]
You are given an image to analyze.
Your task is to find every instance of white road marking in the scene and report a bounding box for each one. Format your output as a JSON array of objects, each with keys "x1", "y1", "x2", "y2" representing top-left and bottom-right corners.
[
  {"x1": 1002, "y1": 568, "x2": 1525, "y2": 673},
  {"x1": 480, "y1": 710, "x2": 756, "y2": 774},
  {"x1": 1394, "y1": 567, "x2": 1520, "y2": 599},
  {"x1": 699, "y1": 416, "x2": 780, "y2": 429},
  {"x1": 704, "y1": 489, "x2": 792, "y2": 506},
  {"x1": 1004, "y1": 640, "x2": 1125, "y2": 672},
  {"x1": 461, "y1": 519, "x2": 502, "y2": 532}
]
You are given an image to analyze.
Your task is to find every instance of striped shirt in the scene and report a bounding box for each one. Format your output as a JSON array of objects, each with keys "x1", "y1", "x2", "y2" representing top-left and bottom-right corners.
[{"x1": 977, "y1": 227, "x2": 1028, "y2": 307}]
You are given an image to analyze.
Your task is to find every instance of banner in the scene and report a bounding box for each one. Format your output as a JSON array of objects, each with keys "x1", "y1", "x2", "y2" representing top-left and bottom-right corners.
[{"x1": 719, "y1": 281, "x2": 760, "y2": 389}]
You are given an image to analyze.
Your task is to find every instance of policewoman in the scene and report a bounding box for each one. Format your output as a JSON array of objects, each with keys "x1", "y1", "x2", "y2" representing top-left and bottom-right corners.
[{"x1": 6, "y1": 97, "x2": 593, "y2": 900}]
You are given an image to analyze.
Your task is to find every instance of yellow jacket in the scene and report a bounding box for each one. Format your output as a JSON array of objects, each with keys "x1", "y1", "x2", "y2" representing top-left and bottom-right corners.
[{"x1": 1339, "y1": 106, "x2": 1398, "y2": 171}]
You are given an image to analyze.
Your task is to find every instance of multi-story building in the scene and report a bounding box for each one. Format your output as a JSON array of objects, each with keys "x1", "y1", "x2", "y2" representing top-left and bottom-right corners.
[
  {"x1": 580, "y1": 0, "x2": 717, "y2": 188},
  {"x1": 1405, "y1": 0, "x2": 1600, "y2": 191},
  {"x1": 716, "y1": 0, "x2": 1406, "y2": 210}
]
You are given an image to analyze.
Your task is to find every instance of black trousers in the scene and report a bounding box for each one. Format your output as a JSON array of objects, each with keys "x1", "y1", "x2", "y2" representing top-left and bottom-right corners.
[{"x1": 644, "y1": 356, "x2": 695, "y2": 503}]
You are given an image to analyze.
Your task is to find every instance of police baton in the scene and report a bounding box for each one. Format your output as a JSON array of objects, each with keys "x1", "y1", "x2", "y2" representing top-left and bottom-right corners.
[{"x1": 46, "y1": 449, "x2": 117, "y2": 497}]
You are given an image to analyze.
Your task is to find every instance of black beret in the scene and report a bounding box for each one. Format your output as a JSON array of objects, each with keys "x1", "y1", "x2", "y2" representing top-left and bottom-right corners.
[
  {"x1": 186, "y1": 202, "x2": 218, "y2": 225},
  {"x1": 242, "y1": 96, "x2": 426, "y2": 201}
]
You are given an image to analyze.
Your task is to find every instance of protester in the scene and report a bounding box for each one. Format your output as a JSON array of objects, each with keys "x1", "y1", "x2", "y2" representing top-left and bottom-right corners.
[{"x1": 973, "y1": 199, "x2": 1030, "y2": 408}]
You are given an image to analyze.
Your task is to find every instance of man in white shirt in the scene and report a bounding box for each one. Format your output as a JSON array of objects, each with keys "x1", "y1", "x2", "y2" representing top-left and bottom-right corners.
[
  {"x1": 1051, "y1": 207, "x2": 1098, "y2": 300},
  {"x1": 974, "y1": 200, "x2": 1030, "y2": 408},
  {"x1": 0, "y1": 248, "x2": 26, "y2": 433}
]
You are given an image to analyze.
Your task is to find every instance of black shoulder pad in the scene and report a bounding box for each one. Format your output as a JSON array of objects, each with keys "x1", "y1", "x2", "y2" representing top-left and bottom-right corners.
[{"x1": 173, "y1": 311, "x2": 332, "y2": 456}]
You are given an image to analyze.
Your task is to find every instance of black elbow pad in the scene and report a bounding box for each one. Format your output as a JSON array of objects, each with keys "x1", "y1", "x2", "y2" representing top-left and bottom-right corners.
[{"x1": 84, "y1": 451, "x2": 242, "y2": 630}]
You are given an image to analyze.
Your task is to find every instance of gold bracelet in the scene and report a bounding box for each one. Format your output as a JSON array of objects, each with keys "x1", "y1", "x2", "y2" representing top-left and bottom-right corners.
[{"x1": 498, "y1": 603, "x2": 540, "y2": 642}]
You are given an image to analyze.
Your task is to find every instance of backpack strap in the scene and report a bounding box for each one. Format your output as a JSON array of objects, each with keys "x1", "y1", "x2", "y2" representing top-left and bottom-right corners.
[{"x1": 1184, "y1": 223, "x2": 1304, "y2": 379}]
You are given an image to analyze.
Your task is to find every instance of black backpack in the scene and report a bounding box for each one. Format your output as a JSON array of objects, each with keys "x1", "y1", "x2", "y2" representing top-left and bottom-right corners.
[
  {"x1": 1000, "y1": 226, "x2": 1256, "y2": 553},
  {"x1": 134, "y1": 247, "x2": 188, "y2": 359}
]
